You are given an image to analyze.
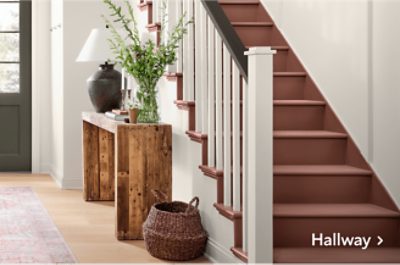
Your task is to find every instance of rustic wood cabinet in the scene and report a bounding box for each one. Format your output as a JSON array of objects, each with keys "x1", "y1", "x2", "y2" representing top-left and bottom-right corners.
[{"x1": 82, "y1": 112, "x2": 172, "y2": 240}]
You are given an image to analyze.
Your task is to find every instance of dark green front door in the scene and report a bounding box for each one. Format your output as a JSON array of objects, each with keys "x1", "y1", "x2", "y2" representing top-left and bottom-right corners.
[{"x1": 0, "y1": 1, "x2": 31, "y2": 172}]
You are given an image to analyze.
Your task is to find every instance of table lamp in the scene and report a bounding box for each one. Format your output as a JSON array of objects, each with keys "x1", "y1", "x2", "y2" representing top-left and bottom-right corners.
[{"x1": 77, "y1": 28, "x2": 126, "y2": 113}]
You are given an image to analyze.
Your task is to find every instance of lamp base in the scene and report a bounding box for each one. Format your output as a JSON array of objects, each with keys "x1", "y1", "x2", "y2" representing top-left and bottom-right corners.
[{"x1": 87, "y1": 64, "x2": 124, "y2": 113}]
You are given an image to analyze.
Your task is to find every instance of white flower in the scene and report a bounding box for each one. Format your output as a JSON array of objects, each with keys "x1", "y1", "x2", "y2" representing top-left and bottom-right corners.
[{"x1": 124, "y1": 97, "x2": 143, "y2": 110}]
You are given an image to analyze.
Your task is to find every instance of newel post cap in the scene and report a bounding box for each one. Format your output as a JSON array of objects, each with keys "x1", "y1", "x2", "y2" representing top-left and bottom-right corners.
[{"x1": 244, "y1": 47, "x2": 277, "y2": 56}]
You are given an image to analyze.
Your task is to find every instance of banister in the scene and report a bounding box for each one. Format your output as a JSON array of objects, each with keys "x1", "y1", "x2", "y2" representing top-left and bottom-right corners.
[{"x1": 201, "y1": 0, "x2": 248, "y2": 82}]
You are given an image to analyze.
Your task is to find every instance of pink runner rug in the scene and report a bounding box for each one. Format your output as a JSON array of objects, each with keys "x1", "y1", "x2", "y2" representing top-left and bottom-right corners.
[{"x1": 0, "y1": 187, "x2": 77, "y2": 263}]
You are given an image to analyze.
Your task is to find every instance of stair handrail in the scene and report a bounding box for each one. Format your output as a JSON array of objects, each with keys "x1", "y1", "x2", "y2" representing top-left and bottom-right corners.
[{"x1": 201, "y1": 0, "x2": 248, "y2": 82}]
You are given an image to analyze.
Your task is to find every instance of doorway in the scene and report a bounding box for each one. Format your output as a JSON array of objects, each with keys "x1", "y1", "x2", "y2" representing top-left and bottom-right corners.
[{"x1": 0, "y1": 1, "x2": 32, "y2": 172}]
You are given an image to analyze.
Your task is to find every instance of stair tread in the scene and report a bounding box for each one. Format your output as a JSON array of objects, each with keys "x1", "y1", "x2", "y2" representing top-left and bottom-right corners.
[
  {"x1": 231, "y1": 22, "x2": 273, "y2": 27},
  {"x1": 274, "y1": 203, "x2": 400, "y2": 217},
  {"x1": 176, "y1": 99, "x2": 326, "y2": 106},
  {"x1": 246, "y1": 45, "x2": 289, "y2": 51},
  {"x1": 274, "y1": 247, "x2": 400, "y2": 263},
  {"x1": 273, "y1": 130, "x2": 347, "y2": 139},
  {"x1": 274, "y1": 100, "x2": 325, "y2": 106},
  {"x1": 202, "y1": 164, "x2": 373, "y2": 177},
  {"x1": 219, "y1": 1, "x2": 260, "y2": 5},
  {"x1": 274, "y1": 165, "x2": 373, "y2": 175},
  {"x1": 231, "y1": 247, "x2": 248, "y2": 263},
  {"x1": 138, "y1": 1, "x2": 152, "y2": 8},
  {"x1": 274, "y1": 72, "x2": 307, "y2": 76}
]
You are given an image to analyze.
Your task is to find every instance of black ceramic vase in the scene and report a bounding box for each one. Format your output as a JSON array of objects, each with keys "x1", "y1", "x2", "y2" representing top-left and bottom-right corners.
[{"x1": 87, "y1": 63, "x2": 124, "y2": 113}]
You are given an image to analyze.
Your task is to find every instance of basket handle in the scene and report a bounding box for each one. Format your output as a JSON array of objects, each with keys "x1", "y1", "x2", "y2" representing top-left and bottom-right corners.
[
  {"x1": 185, "y1": 196, "x2": 199, "y2": 215},
  {"x1": 151, "y1": 189, "x2": 169, "y2": 203}
]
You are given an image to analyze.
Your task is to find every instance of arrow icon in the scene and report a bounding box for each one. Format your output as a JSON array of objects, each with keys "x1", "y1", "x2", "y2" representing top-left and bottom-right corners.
[{"x1": 378, "y1": 236, "x2": 383, "y2": 246}]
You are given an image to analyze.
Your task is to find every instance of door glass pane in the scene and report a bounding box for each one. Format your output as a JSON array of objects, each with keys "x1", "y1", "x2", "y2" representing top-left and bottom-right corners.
[
  {"x1": 0, "y1": 63, "x2": 19, "y2": 93},
  {"x1": 0, "y1": 3, "x2": 19, "y2": 31},
  {"x1": 0, "y1": 33, "x2": 19, "y2": 61}
]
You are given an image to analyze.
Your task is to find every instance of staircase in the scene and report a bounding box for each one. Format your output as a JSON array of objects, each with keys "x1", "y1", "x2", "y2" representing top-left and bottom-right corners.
[{"x1": 139, "y1": 0, "x2": 400, "y2": 263}]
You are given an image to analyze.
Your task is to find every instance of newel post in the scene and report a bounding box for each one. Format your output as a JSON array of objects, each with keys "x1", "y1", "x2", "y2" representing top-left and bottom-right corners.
[{"x1": 244, "y1": 47, "x2": 276, "y2": 263}]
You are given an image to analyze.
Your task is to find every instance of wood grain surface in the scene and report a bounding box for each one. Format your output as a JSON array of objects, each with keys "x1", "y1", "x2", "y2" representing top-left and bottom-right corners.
[
  {"x1": 83, "y1": 113, "x2": 172, "y2": 240},
  {"x1": 115, "y1": 124, "x2": 172, "y2": 240}
]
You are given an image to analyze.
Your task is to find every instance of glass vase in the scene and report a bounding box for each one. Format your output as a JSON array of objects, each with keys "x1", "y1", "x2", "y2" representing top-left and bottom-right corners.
[{"x1": 135, "y1": 78, "x2": 160, "y2": 123}]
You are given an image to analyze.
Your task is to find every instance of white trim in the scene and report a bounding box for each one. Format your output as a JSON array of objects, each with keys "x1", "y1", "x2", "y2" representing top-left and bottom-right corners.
[
  {"x1": 207, "y1": 21, "x2": 215, "y2": 168},
  {"x1": 367, "y1": 0, "x2": 373, "y2": 162},
  {"x1": 61, "y1": 178, "x2": 83, "y2": 190},
  {"x1": 200, "y1": 9, "x2": 208, "y2": 134},
  {"x1": 245, "y1": 46, "x2": 276, "y2": 263},
  {"x1": 39, "y1": 163, "x2": 53, "y2": 175},
  {"x1": 194, "y1": 0, "x2": 202, "y2": 132},
  {"x1": 40, "y1": 163, "x2": 62, "y2": 187},
  {"x1": 232, "y1": 62, "x2": 240, "y2": 212},
  {"x1": 242, "y1": 77, "x2": 248, "y2": 252},
  {"x1": 40, "y1": 164, "x2": 82, "y2": 190},
  {"x1": 203, "y1": 237, "x2": 244, "y2": 264},
  {"x1": 215, "y1": 31, "x2": 223, "y2": 170},
  {"x1": 223, "y1": 44, "x2": 231, "y2": 207},
  {"x1": 32, "y1": 0, "x2": 40, "y2": 174}
]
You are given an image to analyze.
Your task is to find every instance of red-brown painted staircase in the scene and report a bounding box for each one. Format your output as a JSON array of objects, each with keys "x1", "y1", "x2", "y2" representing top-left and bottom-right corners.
[{"x1": 139, "y1": 0, "x2": 400, "y2": 263}]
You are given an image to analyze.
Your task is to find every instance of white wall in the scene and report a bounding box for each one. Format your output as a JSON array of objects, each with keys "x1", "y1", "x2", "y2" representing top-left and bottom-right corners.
[
  {"x1": 62, "y1": 0, "x2": 119, "y2": 188},
  {"x1": 50, "y1": 0, "x2": 65, "y2": 185},
  {"x1": 371, "y1": 0, "x2": 400, "y2": 207},
  {"x1": 261, "y1": 0, "x2": 400, "y2": 207},
  {"x1": 32, "y1": 0, "x2": 53, "y2": 175},
  {"x1": 34, "y1": 0, "x2": 140, "y2": 188}
]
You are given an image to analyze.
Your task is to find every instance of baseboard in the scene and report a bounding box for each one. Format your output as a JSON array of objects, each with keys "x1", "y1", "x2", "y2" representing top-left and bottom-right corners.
[
  {"x1": 40, "y1": 163, "x2": 62, "y2": 187},
  {"x1": 204, "y1": 237, "x2": 244, "y2": 264},
  {"x1": 40, "y1": 164, "x2": 82, "y2": 190},
  {"x1": 61, "y1": 177, "x2": 83, "y2": 190}
]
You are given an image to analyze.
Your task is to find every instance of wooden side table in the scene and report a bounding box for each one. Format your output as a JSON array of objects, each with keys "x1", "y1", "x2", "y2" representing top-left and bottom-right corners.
[{"x1": 82, "y1": 112, "x2": 172, "y2": 240}]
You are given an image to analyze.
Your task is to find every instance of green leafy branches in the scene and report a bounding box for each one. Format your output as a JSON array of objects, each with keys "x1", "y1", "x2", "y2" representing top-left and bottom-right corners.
[
  {"x1": 102, "y1": 0, "x2": 193, "y2": 123},
  {"x1": 102, "y1": 0, "x2": 193, "y2": 79}
]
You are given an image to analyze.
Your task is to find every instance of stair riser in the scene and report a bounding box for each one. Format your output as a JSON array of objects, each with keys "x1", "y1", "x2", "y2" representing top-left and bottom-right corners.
[
  {"x1": 274, "y1": 176, "x2": 371, "y2": 203},
  {"x1": 220, "y1": 4, "x2": 272, "y2": 23},
  {"x1": 274, "y1": 138, "x2": 347, "y2": 165},
  {"x1": 274, "y1": 76, "x2": 305, "y2": 100},
  {"x1": 275, "y1": 50, "x2": 304, "y2": 72},
  {"x1": 234, "y1": 26, "x2": 271, "y2": 47},
  {"x1": 234, "y1": 26, "x2": 287, "y2": 47},
  {"x1": 274, "y1": 105, "x2": 325, "y2": 130},
  {"x1": 274, "y1": 218, "x2": 399, "y2": 247}
]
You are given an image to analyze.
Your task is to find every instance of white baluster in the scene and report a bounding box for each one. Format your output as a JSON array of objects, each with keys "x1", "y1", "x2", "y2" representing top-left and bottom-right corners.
[
  {"x1": 223, "y1": 43, "x2": 231, "y2": 206},
  {"x1": 176, "y1": 0, "x2": 183, "y2": 73},
  {"x1": 162, "y1": 1, "x2": 167, "y2": 47},
  {"x1": 245, "y1": 47, "x2": 276, "y2": 263},
  {"x1": 182, "y1": 0, "x2": 188, "y2": 100},
  {"x1": 215, "y1": 32, "x2": 223, "y2": 170},
  {"x1": 194, "y1": 0, "x2": 202, "y2": 131},
  {"x1": 232, "y1": 61, "x2": 240, "y2": 212},
  {"x1": 187, "y1": 0, "x2": 194, "y2": 101},
  {"x1": 200, "y1": 9, "x2": 208, "y2": 133},
  {"x1": 242, "y1": 77, "x2": 248, "y2": 252},
  {"x1": 208, "y1": 21, "x2": 215, "y2": 168},
  {"x1": 121, "y1": 66, "x2": 125, "y2": 102},
  {"x1": 153, "y1": 0, "x2": 158, "y2": 23},
  {"x1": 166, "y1": 0, "x2": 177, "y2": 73}
]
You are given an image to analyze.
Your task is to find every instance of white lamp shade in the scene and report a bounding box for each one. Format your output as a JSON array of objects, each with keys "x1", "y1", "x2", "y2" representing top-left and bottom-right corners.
[{"x1": 76, "y1": 28, "x2": 119, "y2": 62}]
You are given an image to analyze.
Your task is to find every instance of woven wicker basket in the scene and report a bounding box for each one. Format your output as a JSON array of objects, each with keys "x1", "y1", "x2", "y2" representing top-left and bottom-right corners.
[{"x1": 142, "y1": 190, "x2": 207, "y2": 261}]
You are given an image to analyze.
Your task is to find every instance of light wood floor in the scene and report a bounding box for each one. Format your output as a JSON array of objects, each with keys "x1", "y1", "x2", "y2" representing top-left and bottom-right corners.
[{"x1": 0, "y1": 174, "x2": 210, "y2": 264}]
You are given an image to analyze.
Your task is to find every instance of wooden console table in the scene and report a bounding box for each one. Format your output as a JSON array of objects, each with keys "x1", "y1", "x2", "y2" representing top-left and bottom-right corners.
[{"x1": 82, "y1": 112, "x2": 172, "y2": 240}]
